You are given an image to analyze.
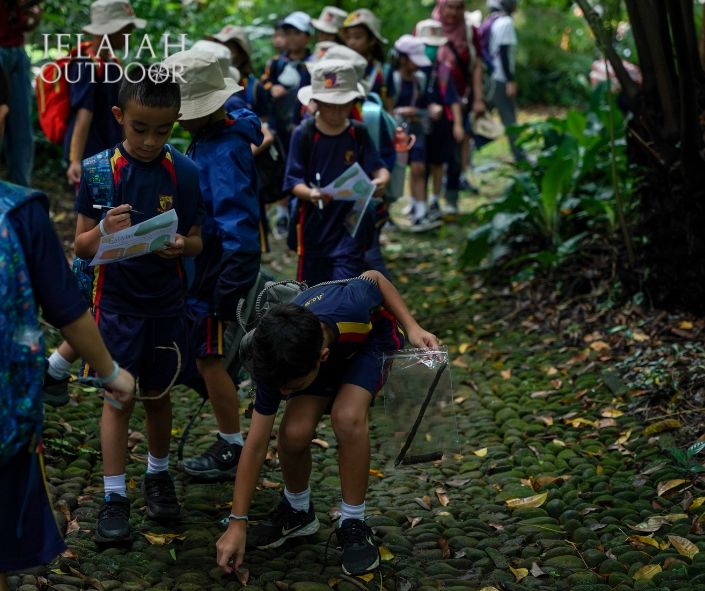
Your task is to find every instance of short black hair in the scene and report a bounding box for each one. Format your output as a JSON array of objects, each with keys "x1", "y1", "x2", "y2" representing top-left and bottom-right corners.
[
  {"x1": 251, "y1": 304, "x2": 323, "y2": 389},
  {"x1": 118, "y1": 67, "x2": 180, "y2": 111}
]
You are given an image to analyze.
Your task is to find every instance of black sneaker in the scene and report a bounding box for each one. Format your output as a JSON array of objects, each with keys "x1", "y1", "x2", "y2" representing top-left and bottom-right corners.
[
  {"x1": 181, "y1": 435, "x2": 242, "y2": 482},
  {"x1": 43, "y1": 361, "x2": 69, "y2": 407},
  {"x1": 336, "y1": 518, "x2": 379, "y2": 575},
  {"x1": 95, "y1": 493, "x2": 131, "y2": 544},
  {"x1": 142, "y1": 471, "x2": 180, "y2": 522},
  {"x1": 250, "y1": 497, "x2": 320, "y2": 549}
]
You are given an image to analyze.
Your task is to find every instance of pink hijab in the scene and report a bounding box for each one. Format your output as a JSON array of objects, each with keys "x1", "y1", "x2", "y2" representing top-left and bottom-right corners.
[{"x1": 432, "y1": 0, "x2": 469, "y2": 55}]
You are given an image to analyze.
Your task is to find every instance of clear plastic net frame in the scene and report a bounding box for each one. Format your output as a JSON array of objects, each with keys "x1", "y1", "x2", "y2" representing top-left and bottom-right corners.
[{"x1": 370, "y1": 346, "x2": 461, "y2": 468}]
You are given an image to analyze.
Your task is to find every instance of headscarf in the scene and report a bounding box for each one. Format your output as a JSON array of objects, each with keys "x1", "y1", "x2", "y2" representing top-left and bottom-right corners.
[{"x1": 432, "y1": 0, "x2": 468, "y2": 55}]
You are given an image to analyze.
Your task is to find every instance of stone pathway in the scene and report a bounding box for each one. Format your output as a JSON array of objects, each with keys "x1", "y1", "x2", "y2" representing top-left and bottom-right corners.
[{"x1": 10, "y1": 171, "x2": 705, "y2": 591}]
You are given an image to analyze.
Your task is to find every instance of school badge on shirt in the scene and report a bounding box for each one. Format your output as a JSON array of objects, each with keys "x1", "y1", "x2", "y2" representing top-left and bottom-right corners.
[
  {"x1": 158, "y1": 194, "x2": 174, "y2": 212},
  {"x1": 344, "y1": 150, "x2": 355, "y2": 165}
]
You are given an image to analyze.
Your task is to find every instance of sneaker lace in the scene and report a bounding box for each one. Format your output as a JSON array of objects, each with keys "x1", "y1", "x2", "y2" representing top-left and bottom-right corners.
[
  {"x1": 145, "y1": 475, "x2": 177, "y2": 503},
  {"x1": 203, "y1": 438, "x2": 232, "y2": 460},
  {"x1": 322, "y1": 519, "x2": 372, "y2": 574},
  {"x1": 100, "y1": 499, "x2": 129, "y2": 520}
]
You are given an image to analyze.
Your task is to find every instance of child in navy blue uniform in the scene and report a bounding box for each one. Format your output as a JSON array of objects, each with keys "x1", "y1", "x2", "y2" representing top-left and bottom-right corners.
[
  {"x1": 0, "y1": 181, "x2": 134, "y2": 579},
  {"x1": 73, "y1": 74, "x2": 203, "y2": 544},
  {"x1": 65, "y1": 0, "x2": 146, "y2": 187},
  {"x1": 216, "y1": 271, "x2": 439, "y2": 576},
  {"x1": 285, "y1": 60, "x2": 389, "y2": 286},
  {"x1": 161, "y1": 50, "x2": 263, "y2": 481}
]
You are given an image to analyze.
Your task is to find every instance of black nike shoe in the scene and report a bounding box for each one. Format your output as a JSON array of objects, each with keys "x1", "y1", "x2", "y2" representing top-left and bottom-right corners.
[
  {"x1": 181, "y1": 435, "x2": 242, "y2": 481},
  {"x1": 95, "y1": 493, "x2": 131, "y2": 544},
  {"x1": 142, "y1": 471, "x2": 181, "y2": 522},
  {"x1": 249, "y1": 497, "x2": 320, "y2": 549},
  {"x1": 43, "y1": 361, "x2": 70, "y2": 407},
  {"x1": 336, "y1": 518, "x2": 379, "y2": 575}
]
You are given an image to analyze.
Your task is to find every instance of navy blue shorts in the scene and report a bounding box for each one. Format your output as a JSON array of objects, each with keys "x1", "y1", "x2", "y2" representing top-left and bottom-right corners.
[
  {"x1": 409, "y1": 135, "x2": 426, "y2": 164},
  {"x1": 90, "y1": 308, "x2": 188, "y2": 391},
  {"x1": 426, "y1": 119, "x2": 454, "y2": 166},
  {"x1": 297, "y1": 252, "x2": 365, "y2": 287},
  {"x1": 189, "y1": 312, "x2": 226, "y2": 359},
  {"x1": 291, "y1": 308, "x2": 405, "y2": 402},
  {"x1": 0, "y1": 443, "x2": 65, "y2": 570}
]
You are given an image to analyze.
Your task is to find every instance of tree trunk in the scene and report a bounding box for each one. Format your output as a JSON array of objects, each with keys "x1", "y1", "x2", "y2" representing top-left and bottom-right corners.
[{"x1": 579, "y1": 0, "x2": 705, "y2": 313}]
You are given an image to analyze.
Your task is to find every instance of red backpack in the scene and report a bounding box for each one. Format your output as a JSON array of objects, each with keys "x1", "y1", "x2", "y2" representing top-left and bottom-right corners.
[{"x1": 35, "y1": 42, "x2": 104, "y2": 144}]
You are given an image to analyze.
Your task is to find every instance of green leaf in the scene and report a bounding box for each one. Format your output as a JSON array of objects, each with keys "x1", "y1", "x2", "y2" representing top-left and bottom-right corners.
[
  {"x1": 169, "y1": 548, "x2": 176, "y2": 561},
  {"x1": 687, "y1": 441, "x2": 705, "y2": 459}
]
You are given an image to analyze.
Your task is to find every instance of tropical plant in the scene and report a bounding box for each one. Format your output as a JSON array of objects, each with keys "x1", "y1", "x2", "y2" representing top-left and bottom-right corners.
[{"x1": 461, "y1": 85, "x2": 635, "y2": 273}]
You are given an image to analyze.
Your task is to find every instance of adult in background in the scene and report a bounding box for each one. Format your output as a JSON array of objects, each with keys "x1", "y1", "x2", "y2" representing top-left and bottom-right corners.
[
  {"x1": 485, "y1": 0, "x2": 524, "y2": 162},
  {"x1": 0, "y1": 0, "x2": 41, "y2": 186},
  {"x1": 432, "y1": 0, "x2": 485, "y2": 215}
]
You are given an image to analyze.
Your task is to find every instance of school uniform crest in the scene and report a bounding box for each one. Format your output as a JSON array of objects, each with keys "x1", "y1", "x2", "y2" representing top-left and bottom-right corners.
[
  {"x1": 344, "y1": 150, "x2": 355, "y2": 165},
  {"x1": 158, "y1": 194, "x2": 174, "y2": 212}
]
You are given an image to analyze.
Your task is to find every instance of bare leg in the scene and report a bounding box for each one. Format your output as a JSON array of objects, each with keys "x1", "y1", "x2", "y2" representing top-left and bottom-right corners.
[
  {"x1": 197, "y1": 356, "x2": 240, "y2": 434},
  {"x1": 0, "y1": 572, "x2": 9, "y2": 591},
  {"x1": 410, "y1": 161, "x2": 427, "y2": 205},
  {"x1": 142, "y1": 390, "x2": 172, "y2": 459},
  {"x1": 57, "y1": 340, "x2": 78, "y2": 363},
  {"x1": 100, "y1": 397, "x2": 135, "y2": 476},
  {"x1": 278, "y1": 396, "x2": 328, "y2": 493},
  {"x1": 331, "y1": 385, "x2": 372, "y2": 505}
]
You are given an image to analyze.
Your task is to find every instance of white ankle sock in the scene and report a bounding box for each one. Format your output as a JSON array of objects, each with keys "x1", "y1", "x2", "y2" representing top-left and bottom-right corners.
[
  {"x1": 103, "y1": 473, "x2": 126, "y2": 499},
  {"x1": 146, "y1": 453, "x2": 169, "y2": 474},
  {"x1": 284, "y1": 487, "x2": 311, "y2": 512},
  {"x1": 218, "y1": 431, "x2": 244, "y2": 447},
  {"x1": 276, "y1": 204, "x2": 288, "y2": 218},
  {"x1": 339, "y1": 500, "x2": 365, "y2": 525},
  {"x1": 430, "y1": 194, "x2": 440, "y2": 206},
  {"x1": 47, "y1": 350, "x2": 72, "y2": 380},
  {"x1": 414, "y1": 200, "x2": 427, "y2": 219}
]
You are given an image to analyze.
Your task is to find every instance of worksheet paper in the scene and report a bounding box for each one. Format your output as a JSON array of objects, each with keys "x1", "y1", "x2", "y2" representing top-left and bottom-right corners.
[{"x1": 320, "y1": 162, "x2": 375, "y2": 238}]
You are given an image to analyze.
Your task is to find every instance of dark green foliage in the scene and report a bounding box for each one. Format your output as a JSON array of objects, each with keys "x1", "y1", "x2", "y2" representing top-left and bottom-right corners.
[
  {"x1": 461, "y1": 86, "x2": 635, "y2": 273},
  {"x1": 664, "y1": 441, "x2": 705, "y2": 476}
]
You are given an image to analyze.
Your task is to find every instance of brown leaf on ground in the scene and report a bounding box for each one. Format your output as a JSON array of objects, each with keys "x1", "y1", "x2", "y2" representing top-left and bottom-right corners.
[
  {"x1": 415, "y1": 496, "x2": 432, "y2": 510},
  {"x1": 657, "y1": 479, "x2": 688, "y2": 497},
  {"x1": 437, "y1": 537, "x2": 451, "y2": 559},
  {"x1": 66, "y1": 518, "x2": 80, "y2": 535},
  {"x1": 262, "y1": 479, "x2": 281, "y2": 489},
  {"x1": 312, "y1": 438, "x2": 329, "y2": 449},
  {"x1": 236, "y1": 567, "x2": 250, "y2": 587},
  {"x1": 530, "y1": 562, "x2": 546, "y2": 577},
  {"x1": 435, "y1": 488, "x2": 450, "y2": 507},
  {"x1": 644, "y1": 419, "x2": 682, "y2": 437},
  {"x1": 407, "y1": 516, "x2": 422, "y2": 528}
]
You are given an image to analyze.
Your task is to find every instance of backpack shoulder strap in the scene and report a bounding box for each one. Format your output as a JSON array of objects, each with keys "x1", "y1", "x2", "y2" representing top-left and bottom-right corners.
[
  {"x1": 298, "y1": 117, "x2": 318, "y2": 172},
  {"x1": 0, "y1": 182, "x2": 48, "y2": 219},
  {"x1": 350, "y1": 120, "x2": 370, "y2": 168},
  {"x1": 81, "y1": 148, "x2": 115, "y2": 207}
]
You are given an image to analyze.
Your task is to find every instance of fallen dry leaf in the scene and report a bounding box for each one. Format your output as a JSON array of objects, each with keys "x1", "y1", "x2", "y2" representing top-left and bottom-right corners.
[
  {"x1": 690, "y1": 497, "x2": 705, "y2": 510},
  {"x1": 379, "y1": 546, "x2": 394, "y2": 561},
  {"x1": 329, "y1": 507, "x2": 341, "y2": 521},
  {"x1": 590, "y1": 340, "x2": 610, "y2": 351},
  {"x1": 458, "y1": 343, "x2": 472, "y2": 354},
  {"x1": 435, "y1": 488, "x2": 450, "y2": 507},
  {"x1": 530, "y1": 390, "x2": 556, "y2": 399},
  {"x1": 627, "y1": 535, "x2": 660, "y2": 549},
  {"x1": 236, "y1": 567, "x2": 250, "y2": 587},
  {"x1": 489, "y1": 522, "x2": 504, "y2": 531},
  {"x1": 633, "y1": 564, "x2": 661, "y2": 581},
  {"x1": 644, "y1": 419, "x2": 683, "y2": 437},
  {"x1": 66, "y1": 518, "x2": 80, "y2": 535},
  {"x1": 368, "y1": 469, "x2": 385, "y2": 478},
  {"x1": 530, "y1": 562, "x2": 545, "y2": 577},
  {"x1": 142, "y1": 532, "x2": 186, "y2": 545},
  {"x1": 500, "y1": 369, "x2": 512, "y2": 380},
  {"x1": 509, "y1": 566, "x2": 529, "y2": 582},
  {"x1": 601, "y1": 407, "x2": 624, "y2": 418},
  {"x1": 127, "y1": 477, "x2": 137, "y2": 490},
  {"x1": 667, "y1": 535, "x2": 699, "y2": 559},
  {"x1": 552, "y1": 439, "x2": 567, "y2": 447},
  {"x1": 616, "y1": 430, "x2": 632, "y2": 445},
  {"x1": 680, "y1": 321, "x2": 694, "y2": 330},
  {"x1": 61, "y1": 548, "x2": 79, "y2": 560},
  {"x1": 262, "y1": 479, "x2": 281, "y2": 489},
  {"x1": 415, "y1": 496, "x2": 432, "y2": 511},
  {"x1": 657, "y1": 479, "x2": 688, "y2": 497},
  {"x1": 550, "y1": 378, "x2": 563, "y2": 389},
  {"x1": 546, "y1": 366, "x2": 559, "y2": 376},
  {"x1": 595, "y1": 418, "x2": 617, "y2": 429},
  {"x1": 437, "y1": 537, "x2": 451, "y2": 559},
  {"x1": 473, "y1": 447, "x2": 488, "y2": 457},
  {"x1": 311, "y1": 438, "x2": 330, "y2": 449},
  {"x1": 506, "y1": 492, "x2": 548, "y2": 510},
  {"x1": 536, "y1": 415, "x2": 554, "y2": 426},
  {"x1": 407, "y1": 516, "x2": 422, "y2": 528}
]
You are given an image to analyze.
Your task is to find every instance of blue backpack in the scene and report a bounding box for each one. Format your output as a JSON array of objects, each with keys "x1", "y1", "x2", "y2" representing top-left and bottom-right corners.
[{"x1": 0, "y1": 182, "x2": 48, "y2": 465}]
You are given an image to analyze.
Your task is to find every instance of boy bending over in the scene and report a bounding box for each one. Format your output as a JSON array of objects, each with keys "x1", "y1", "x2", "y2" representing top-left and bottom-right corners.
[{"x1": 216, "y1": 271, "x2": 438, "y2": 575}]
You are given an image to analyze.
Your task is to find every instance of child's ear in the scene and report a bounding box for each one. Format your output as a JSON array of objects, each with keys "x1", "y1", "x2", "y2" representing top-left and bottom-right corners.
[
  {"x1": 320, "y1": 346, "x2": 330, "y2": 363},
  {"x1": 112, "y1": 106, "x2": 124, "y2": 124}
]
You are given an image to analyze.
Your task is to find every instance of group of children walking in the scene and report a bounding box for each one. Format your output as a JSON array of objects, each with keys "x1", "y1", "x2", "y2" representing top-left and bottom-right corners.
[{"x1": 1, "y1": 0, "x2": 521, "y2": 580}]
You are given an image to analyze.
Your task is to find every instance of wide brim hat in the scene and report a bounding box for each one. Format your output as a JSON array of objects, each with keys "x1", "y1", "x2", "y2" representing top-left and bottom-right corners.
[
  {"x1": 312, "y1": 6, "x2": 348, "y2": 35},
  {"x1": 394, "y1": 34, "x2": 432, "y2": 68},
  {"x1": 282, "y1": 11, "x2": 314, "y2": 35},
  {"x1": 83, "y1": 0, "x2": 146, "y2": 35},
  {"x1": 210, "y1": 25, "x2": 253, "y2": 58},
  {"x1": 414, "y1": 19, "x2": 447, "y2": 47},
  {"x1": 297, "y1": 58, "x2": 365, "y2": 105},
  {"x1": 162, "y1": 49, "x2": 243, "y2": 120},
  {"x1": 474, "y1": 113, "x2": 504, "y2": 139},
  {"x1": 341, "y1": 9, "x2": 387, "y2": 45}
]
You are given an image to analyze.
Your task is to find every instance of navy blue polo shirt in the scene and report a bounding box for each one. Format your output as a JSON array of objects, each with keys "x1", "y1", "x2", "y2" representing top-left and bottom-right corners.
[{"x1": 74, "y1": 143, "x2": 203, "y2": 318}]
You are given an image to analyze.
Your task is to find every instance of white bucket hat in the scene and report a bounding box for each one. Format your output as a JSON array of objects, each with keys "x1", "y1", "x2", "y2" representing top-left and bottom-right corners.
[
  {"x1": 394, "y1": 35, "x2": 432, "y2": 68},
  {"x1": 83, "y1": 0, "x2": 146, "y2": 35},
  {"x1": 474, "y1": 113, "x2": 505, "y2": 139},
  {"x1": 341, "y1": 9, "x2": 387, "y2": 45},
  {"x1": 297, "y1": 59, "x2": 364, "y2": 106},
  {"x1": 161, "y1": 49, "x2": 243, "y2": 120},
  {"x1": 414, "y1": 19, "x2": 447, "y2": 47},
  {"x1": 210, "y1": 25, "x2": 252, "y2": 58},
  {"x1": 315, "y1": 44, "x2": 368, "y2": 91},
  {"x1": 311, "y1": 41, "x2": 339, "y2": 62},
  {"x1": 312, "y1": 6, "x2": 349, "y2": 35},
  {"x1": 191, "y1": 40, "x2": 240, "y2": 81}
]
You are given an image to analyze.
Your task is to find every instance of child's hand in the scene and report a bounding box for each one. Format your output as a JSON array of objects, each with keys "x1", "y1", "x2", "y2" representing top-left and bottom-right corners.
[
  {"x1": 428, "y1": 103, "x2": 443, "y2": 121},
  {"x1": 453, "y1": 123, "x2": 465, "y2": 144},
  {"x1": 156, "y1": 234, "x2": 185, "y2": 258},
  {"x1": 406, "y1": 325, "x2": 440, "y2": 350},
  {"x1": 67, "y1": 160, "x2": 82, "y2": 186},
  {"x1": 104, "y1": 368, "x2": 135, "y2": 405},
  {"x1": 102, "y1": 204, "x2": 133, "y2": 234},
  {"x1": 309, "y1": 188, "x2": 332, "y2": 206},
  {"x1": 271, "y1": 84, "x2": 287, "y2": 99},
  {"x1": 217, "y1": 523, "x2": 247, "y2": 573},
  {"x1": 372, "y1": 177, "x2": 387, "y2": 198}
]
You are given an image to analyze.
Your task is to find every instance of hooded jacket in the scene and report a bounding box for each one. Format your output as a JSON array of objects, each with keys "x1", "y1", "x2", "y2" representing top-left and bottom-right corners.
[{"x1": 187, "y1": 108, "x2": 264, "y2": 320}]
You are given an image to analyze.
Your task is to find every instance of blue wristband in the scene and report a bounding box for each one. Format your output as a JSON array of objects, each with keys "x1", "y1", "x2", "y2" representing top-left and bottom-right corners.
[{"x1": 94, "y1": 360, "x2": 120, "y2": 387}]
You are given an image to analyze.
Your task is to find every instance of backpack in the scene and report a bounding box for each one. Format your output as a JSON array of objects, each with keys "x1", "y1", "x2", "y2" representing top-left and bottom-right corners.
[
  {"x1": 35, "y1": 42, "x2": 104, "y2": 144},
  {"x1": 362, "y1": 92, "x2": 397, "y2": 153},
  {"x1": 255, "y1": 132, "x2": 287, "y2": 205},
  {"x1": 478, "y1": 13, "x2": 502, "y2": 75},
  {"x1": 289, "y1": 118, "x2": 377, "y2": 251},
  {"x1": 0, "y1": 182, "x2": 47, "y2": 465}
]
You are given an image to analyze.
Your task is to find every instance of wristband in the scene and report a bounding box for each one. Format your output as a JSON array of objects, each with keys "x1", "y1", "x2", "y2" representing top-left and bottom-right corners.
[
  {"x1": 95, "y1": 360, "x2": 120, "y2": 387},
  {"x1": 99, "y1": 218, "x2": 109, "y2": 237},
  {"x1": 228, "y1": 513, "x2": 248, "y2": 522}
]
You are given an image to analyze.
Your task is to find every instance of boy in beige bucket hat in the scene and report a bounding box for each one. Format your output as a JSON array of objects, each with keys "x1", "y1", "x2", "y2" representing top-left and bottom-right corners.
[
  {"x1": 161, "y1": 49, "x2": 266, "y2": 483},
  {"x1": 312, "y1": 6, "x2": 349, "y2": 43}
]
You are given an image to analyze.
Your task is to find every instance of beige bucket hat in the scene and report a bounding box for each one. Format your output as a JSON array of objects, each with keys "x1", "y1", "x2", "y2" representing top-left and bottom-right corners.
[
  {"x1": 161, "y1": 49, "x2": 243, "y2": 120},
  {"x1": 414, "y1": 19, "x2": 447, "y2": 47},
  {"x1": 297, "y1": 59, "x2": 364, "y2": 106},
  {"x1": 311, "y1": 41, "x2": 339, "y2": 62},
  {"x1": 474, "y1": 113, "x2": 505, "y2": 139},
  {"x1": 312, "y1": 6, "x2": 349, "y2": 35},
  {"x1": 316, "y1": 44, "x2": 368, "y2": 89},
  {"x1": 191, "y1": 40, "x2": 240, "y2": 81},
  {"x1": 83, "y1": 0, "x2": 146, "y2": 35},
  {"x1": 210, "y1": 25, "x2": 252, "y2": 59},
  {"x1": 341, "y1": 9, "x2": 387, "y2": 45}
]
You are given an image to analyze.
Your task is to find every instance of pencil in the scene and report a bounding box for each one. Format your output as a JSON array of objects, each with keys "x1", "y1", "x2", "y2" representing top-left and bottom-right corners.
[{"x1": 92, "y1": 204, "x2": 144, "y2": 215}]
